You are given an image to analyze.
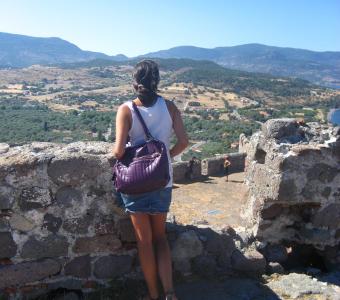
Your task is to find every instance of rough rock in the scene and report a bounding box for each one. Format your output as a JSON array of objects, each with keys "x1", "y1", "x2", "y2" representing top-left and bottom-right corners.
[
  {"x1": 42, "y1": 213, "x2": 62, "y2": 233},
  {"x1": 171, "y1": 230, "x2": 203, "y2": 261},
  {"x1": 267, "y1": 262, "x2": 285, "y2": 274},
  {"x1": 262, "y1": 244, "x2": 288, "y2": 263},
  {"x1": 0, "y1": 258, "x2": 61, "y2": 288},
  {"x1": 47, "y1": 155, "x2": 103, "y2": 185},
  {"x1": 94, "y1": 218, "x2": 116, "y2": 236},
  {"x1": 93, "y1": 255, "x2": 133, "y2": 279},
  {"x1": 116, "y1": 217, "x2": 136, "y2": 242},
  {"x1": 266, "y1": 273, "x2": 340, "y2": 299},
  {"x1": 0, "y1": 218, "x2": 10, "y2": 232},
  {"x1": 55, "y1": 186, "x2": 83, "y2": 207},
  {"x1": 312, "y1": 203, "x2": 340, "y2": 230},
  {"x1": 47, "y1": 278, "x2": 83, "y2": 290},
  {"x1": 174, "y1": 259, "x2": 192, "y2": 275},
  {"x1": 9, "y1": 213, "x2": 35, "y2": 232},
  {"x1": 21, "y1": 235, "x2": 68, "y2": 259},
  {"x1": 19, "y1": 186, "x2": 52, "y2": 211},
  {"x1": 204, "y1": 230, "x2": 235, "y2": 256},
  {"x1": 62, "y1": 209, "x2": 95, "y2": 234},
  {"x1": 231, "y1": 249, "x2": 266, "y2": 276},
  {"x1": 64, "y1": 255, "x2": 91, "y2": 278},
  {"x1": 0, "y1": 185, "x2": 15, "y2": 209},
  {"x1": 73, "y1": 235, "x2": 121, "y2": 254},
  {"x1": 0, "y1": 232, "x2": 17, "y2": 258},
  {"x1": 192, "y1": 255, "x2": 217, "y2": 278},
  {"x1": 262, "y1": 118, "x2": 302, "y2": 141}
]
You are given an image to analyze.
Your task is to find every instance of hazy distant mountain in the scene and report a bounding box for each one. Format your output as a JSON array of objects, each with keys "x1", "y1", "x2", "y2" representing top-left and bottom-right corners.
[
  {"x1": 1, "y1": 32, "x2": 339, "y2": 88},
  {"x1": 142, "y1": 44, "x2": 340, "y2": 88},
  {"x1": 0, "y1": 32, "x2": 127, "y2": 67}
]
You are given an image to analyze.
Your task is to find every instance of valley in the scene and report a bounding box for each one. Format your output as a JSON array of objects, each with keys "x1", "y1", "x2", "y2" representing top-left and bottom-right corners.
[{"x1": 0, "y1": 58, "x2": 339, "y2": 159}]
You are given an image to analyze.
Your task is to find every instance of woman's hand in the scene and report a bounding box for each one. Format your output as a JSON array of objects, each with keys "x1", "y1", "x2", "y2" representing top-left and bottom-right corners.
[
  {"x1": 113, "y1": 104, "x2": 131, "y2": 159},
  {"x1": 166, "y1": 100, "x2": 189, "y2": 158}
]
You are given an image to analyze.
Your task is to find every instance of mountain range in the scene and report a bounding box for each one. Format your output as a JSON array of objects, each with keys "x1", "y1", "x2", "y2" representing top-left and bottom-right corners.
[
  {"x1": 0, "y1": 32, "x2": 127, "y2": 68},
  {"x1": 1, "y1": 32, "x2": 339, "y2": 88}
]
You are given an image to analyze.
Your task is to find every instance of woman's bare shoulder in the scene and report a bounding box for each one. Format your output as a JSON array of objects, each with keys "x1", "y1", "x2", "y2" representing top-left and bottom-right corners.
[
  {"x1": 117, "y1": 102, "x2": 130, "y2": 113},
  {"x1": 116, "y1": 103, "x2": 132, "y2": 123},
  {"x1": 164, "y1": 99, "x2": 180, "y2": 117}
]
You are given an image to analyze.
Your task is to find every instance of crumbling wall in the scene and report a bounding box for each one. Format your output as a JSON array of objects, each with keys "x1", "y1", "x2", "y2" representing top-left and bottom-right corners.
[
  {"x1": 172, "y1": 161, "x2": 202, "y2": 182},
  {"x1": 0, "y1": 141, "x2": 256, "y2": 299},
  {"x1": 201, "y1": 153, "x2": 246, "y2": 176},
  {"x1": 242, "y1": 119, "x2": 340, "y2": 269}
]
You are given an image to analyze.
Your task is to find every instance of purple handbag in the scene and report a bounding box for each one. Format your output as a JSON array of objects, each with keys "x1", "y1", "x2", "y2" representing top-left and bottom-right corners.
[{"x1": 112, "y1": 102, "x2": 170, "y2": 194}]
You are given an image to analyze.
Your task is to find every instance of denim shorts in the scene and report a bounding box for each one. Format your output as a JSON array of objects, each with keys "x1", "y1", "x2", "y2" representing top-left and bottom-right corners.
[{"x1": 120, "y1": 187, "x2": 172, "y2": 214}]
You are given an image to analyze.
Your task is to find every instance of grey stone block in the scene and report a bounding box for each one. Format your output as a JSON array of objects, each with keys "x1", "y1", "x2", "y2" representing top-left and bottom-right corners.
[
  {"x1": 21, "y1": 235, "x2": 69, "y2": 259},
  {"x1": 73, "y1": 235, "x2": 121, "y2": 254},
  {"x1": 64, "y1": 255, "x2": 91, "y2": 278},
  {"x1": 172, "y1": 230, "x2": 203, "y2": 262},
  {"x1": 9, "y1": 213, "x2": 35, "y2": 232},
  {"x1": 267, "y1": 262, "x2": 285, "y2": 274},
  {"x1": 47, "y1": 278, "x2": 83, "y2": 290},
  {"x1": 0, "y1": 218, "x2": 10, "y2": 232},
  {"x1": 0, "y1": 185, "x2": 15, "y2": 209},
  {"x1": 55, "y1": 186, "x2": 82, "y2": 208},
  {"x1": 116, "y1": 217, "x2": 136, "y2": 242},
  {"x1": 231, "y1": 249, "x2": 266, "y2": 276},
  {"x1": 262, "y1": 118, "x2": 300, "y2": 141},
  {"x1": 262, "y1": 244, "x2": 288, "y2": 263},
  {"x1": 19, "y1": 186, "x2": 52, "y2": 211},
  {"x1": 42, "y1": 213, "x2": 62, "y2": 233},
  {"x1": 93, "y1": 255, "x2": 133, "y2": 279},
  {"x1": 0, "y1": 232, "x2": 17, "y2": 258},
  {"x1": 48, "y1": 155, "x2": 102, "y2": 185},
  {"x1": 62, "y1": 210, "x2": 94, "y2": 234},
  {"x1": 313, "y1": 203, "x2": 340, "y2": 230},
  {"x1": 192, "y1": 255, "x2": 217, "y2": 278},
  {"x1": 0, "y1": 258, "x2": 61, "y2": 288}
]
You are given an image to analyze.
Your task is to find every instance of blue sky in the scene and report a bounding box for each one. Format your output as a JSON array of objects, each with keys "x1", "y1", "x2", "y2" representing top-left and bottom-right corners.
[{"x1": 0, "y1": 0, "x2": 339, "y2": 56}]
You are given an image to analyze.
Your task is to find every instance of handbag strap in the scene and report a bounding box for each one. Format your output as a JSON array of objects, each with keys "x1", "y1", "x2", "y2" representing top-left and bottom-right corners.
[{"x1": 132, "y1": 101, "x2": 154, "y2": 140}]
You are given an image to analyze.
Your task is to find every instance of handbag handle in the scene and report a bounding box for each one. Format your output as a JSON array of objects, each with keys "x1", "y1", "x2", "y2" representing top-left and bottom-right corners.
[{"x1": 132, "y1": 101, "x2": 154, "y2": 140}]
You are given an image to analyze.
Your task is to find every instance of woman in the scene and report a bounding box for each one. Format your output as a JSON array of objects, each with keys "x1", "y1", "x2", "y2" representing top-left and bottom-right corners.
[
  {"x1": 113, "y1": 60, "x2": 188, "y2": 300},
  {"x1": 223, "y1": 156, "x2": 231, "y2": 182}
]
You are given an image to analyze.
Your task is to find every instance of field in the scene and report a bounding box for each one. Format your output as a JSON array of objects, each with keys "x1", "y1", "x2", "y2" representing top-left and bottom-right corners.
[{"x1": 1, "y1": 58, "x2": 339, "y2": 158}]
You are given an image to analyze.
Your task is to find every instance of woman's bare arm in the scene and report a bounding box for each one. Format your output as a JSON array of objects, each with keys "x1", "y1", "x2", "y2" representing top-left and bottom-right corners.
[
  {"x1": 112, "y1": 104, "x2": 131, "y2": 159},
  {"x1": 166, "y1": 100, "x2": 189, "y2": 158}
]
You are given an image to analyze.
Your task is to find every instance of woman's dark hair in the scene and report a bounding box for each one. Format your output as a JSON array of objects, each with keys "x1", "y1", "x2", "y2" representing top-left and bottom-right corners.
[{"x1": 133, "y1": 60, "x2": 160, "y2": 105}]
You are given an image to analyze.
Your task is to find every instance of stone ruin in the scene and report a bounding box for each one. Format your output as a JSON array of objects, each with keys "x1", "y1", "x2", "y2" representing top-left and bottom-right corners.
[
  {"x1": 240, "y1": 118, "x2": 340, "y2": 270},
  {"x1": 0, "y1": 118, "x2": 339, "y2": 299},
  {"x1": 0, "y1": 141, "x2": 258, "y2": 299}
]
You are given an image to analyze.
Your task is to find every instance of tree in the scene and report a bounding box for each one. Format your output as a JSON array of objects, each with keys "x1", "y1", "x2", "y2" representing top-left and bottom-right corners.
[{"x1": 97, "y1": 130, "x2": 106, "y2": 142}]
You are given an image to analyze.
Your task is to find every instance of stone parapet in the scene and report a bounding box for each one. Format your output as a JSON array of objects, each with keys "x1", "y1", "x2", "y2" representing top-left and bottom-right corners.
[
  {"x1": 242, "y1": 119, "x2": 340, "y2": 268},
  {"x1": 0, "y1": 141, "x2": 253, "y2": 299}
]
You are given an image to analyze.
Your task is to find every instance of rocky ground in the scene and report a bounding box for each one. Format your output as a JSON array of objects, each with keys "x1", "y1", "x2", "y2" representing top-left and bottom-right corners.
[
  {"x1": 174, "y1": 272, "x2": 340, "y2": 300},
  {"x1": 171, "y1": 172, "x2": 247, "y2": 229}
]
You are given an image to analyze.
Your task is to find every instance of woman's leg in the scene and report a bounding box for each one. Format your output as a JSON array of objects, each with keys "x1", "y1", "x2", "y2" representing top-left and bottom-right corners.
[
  {"x1": 130, "y1": 213, "x2": 159, "y2": 299},
  {"x1": 150, "y1": 213, "x2": 177, "y2": 299}
]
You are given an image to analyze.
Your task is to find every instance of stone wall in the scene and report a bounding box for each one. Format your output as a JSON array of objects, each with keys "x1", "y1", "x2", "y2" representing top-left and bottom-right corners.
[
  {"x1": 241, "y1": 119, "x2": 340, "y2": 269},
  {"x1": 0, "y1": 141, "x2": 255, "y2": 299},
  {"x1": 201, "y1": 153, "x2": 246, "y2": 176},
  {"x1": 172, "y1": 160, "x2": 202, "y2": 182}
]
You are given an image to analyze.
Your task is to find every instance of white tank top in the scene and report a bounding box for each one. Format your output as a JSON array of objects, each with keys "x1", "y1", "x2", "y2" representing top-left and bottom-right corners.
[{"x1": 123, "y1": 96, "x2": 174, "y2": 188}]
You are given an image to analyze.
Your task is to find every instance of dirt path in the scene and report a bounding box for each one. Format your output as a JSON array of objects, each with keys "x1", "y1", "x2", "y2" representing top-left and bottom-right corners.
[{"x1": 171, "y1": 172, "x2": 247, "y2": 229}]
